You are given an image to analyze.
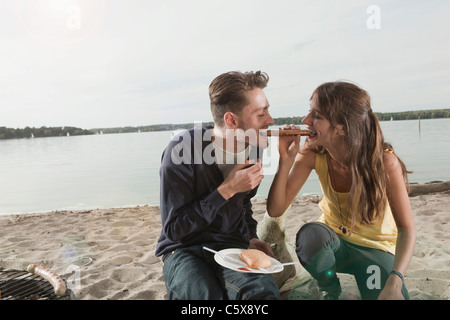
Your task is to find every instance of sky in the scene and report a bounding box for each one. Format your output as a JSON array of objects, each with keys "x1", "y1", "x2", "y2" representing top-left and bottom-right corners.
[{"x1": 1, "y1": 0, "x2": 449, "y2": 129}]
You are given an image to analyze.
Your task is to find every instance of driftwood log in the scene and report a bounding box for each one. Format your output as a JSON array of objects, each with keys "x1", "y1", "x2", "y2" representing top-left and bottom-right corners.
[{"x1": 409, "y1": 180, "x2": 450, "y2": 196}]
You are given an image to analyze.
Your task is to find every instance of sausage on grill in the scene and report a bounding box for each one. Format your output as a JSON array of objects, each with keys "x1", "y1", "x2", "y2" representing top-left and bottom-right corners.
[{"x1": 27, "y1": 264, "x2": 66, "y2": 296}]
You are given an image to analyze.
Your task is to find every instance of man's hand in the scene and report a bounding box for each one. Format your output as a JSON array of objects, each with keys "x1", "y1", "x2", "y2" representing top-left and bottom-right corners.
[
  {"x1": 249, "y1": 238, "x2": 275, "y2": 258},
  {"x1": 217, "y1": 159, "x2": 264, "y2": 200}
]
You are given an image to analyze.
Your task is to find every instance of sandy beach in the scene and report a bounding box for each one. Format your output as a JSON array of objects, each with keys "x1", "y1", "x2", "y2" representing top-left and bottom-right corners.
[{"x1": 1, "y1": 184, "x2": 449, "y2": 300}]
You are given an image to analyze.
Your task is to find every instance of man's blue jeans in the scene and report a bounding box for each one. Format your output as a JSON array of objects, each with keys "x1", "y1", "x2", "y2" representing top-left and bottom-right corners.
[{"x1": 163, "y1": 243, "x2": 280, "y2": 300}]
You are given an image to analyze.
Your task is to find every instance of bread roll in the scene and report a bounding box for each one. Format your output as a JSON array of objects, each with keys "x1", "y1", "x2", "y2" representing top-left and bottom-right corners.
[
  {"x1": 266, "y1": 129, "x2": 312, "y2": 136},
  {"x1": 239, "y1": 249, "x2": 272, "y2": 269}
]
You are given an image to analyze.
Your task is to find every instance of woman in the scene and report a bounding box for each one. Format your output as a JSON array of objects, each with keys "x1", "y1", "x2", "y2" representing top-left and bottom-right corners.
[{"x1": 267, "y1": 81, "x2": 416, "y2": 300}]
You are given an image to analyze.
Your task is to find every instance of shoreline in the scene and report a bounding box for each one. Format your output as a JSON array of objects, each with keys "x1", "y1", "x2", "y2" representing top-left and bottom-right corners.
[
  {"x1": 1, "y1": 185, "x2": 449, "y2": 300},
  {"x1": 3, "y1": 180, "x2": 449, "y2": 217}
]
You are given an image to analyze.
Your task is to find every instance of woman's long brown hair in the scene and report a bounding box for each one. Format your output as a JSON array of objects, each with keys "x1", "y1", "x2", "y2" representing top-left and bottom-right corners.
[{"x1": 311, "y1": 81, "x2": 410, "y2": 229}]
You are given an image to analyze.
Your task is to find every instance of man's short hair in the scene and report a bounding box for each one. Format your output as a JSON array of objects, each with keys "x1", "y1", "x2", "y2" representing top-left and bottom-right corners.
[{"x1": 209, "y1": 71, "x2": 269, "y2": 126}]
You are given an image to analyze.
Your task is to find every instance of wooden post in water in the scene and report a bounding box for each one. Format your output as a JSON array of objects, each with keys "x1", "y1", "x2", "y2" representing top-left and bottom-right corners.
[{"x1": 418, "y1": 116, "x2": 421, "y2": 134}]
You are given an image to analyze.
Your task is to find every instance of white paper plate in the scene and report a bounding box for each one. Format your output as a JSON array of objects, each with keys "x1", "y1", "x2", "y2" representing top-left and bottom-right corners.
[{"x1": 214, "y1": 248, "x2": 283, "y2": 273}]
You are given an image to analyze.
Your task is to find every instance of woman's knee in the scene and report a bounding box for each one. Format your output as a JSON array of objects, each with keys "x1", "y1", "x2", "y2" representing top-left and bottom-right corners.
[{"x1": 296, "y1": 222, "x2": 339, "y2": 265}]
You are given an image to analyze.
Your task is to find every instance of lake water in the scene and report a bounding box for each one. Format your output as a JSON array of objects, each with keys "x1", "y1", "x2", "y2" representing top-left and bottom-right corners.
[{"x1": 1, "y1": 118, "x2": 449, "y2": 215}]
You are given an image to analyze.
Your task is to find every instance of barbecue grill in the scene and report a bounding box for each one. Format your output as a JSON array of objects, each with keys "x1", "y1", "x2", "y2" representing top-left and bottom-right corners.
[{"x1": 0, "y1": 257, "x2": 92, "y2": 300}]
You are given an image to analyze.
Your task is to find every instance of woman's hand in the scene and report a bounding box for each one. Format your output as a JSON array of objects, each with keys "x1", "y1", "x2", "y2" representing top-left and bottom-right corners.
[
  {"x1": 278, "y1": 124, "x2": 301, "y2": 163},
  {"x1": 377, "y1": 274, "x2": 405, "y2": 300}
]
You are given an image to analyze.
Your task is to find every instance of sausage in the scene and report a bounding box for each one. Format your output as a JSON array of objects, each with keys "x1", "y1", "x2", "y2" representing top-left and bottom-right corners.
[
  {"x1": 266, "y1": 129, "x2": 312, "y2": 136},
  {"x1": 27, "y1": 264, "x2": 66, "y2": 296}
]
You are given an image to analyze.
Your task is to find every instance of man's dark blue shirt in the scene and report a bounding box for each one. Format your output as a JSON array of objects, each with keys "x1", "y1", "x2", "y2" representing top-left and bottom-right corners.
[{"x1": 155, "y1": 125, "x2": 263, "y2": 258}]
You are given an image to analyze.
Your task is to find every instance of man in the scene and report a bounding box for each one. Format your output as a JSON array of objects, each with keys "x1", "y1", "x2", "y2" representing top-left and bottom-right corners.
[{"x1": 155, "y1": 71, "x2": 280, "y2": 300}]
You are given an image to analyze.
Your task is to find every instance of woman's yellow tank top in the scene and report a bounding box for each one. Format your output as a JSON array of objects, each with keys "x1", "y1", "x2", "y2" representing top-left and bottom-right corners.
[{"x1": 315, "y1": 153, "x2": 397, "y2": 254}]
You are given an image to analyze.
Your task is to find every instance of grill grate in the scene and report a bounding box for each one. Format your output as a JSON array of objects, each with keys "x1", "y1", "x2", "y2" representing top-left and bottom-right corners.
[{"x1": 0, "y1": 269, "x2": 74, "y2": 300}]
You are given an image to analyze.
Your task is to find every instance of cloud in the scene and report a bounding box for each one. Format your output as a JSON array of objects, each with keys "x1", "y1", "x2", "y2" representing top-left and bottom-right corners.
[{"x1": 1, "y1": 0, "x2": 449, "y2": 128}]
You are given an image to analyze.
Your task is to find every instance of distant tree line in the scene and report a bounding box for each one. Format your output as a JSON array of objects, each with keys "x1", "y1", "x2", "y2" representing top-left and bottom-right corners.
[
  {"x1": 1, "y1": 108, "x2": 448, "y2": 140},
  {"x1": 90, "y1": 108, "x2": 450, "y2": 133},
  {"x1": 374, "y1": 109, "x2": 450, "y2": 121},
  {"x1": 0, "y1": 126, "x2": 94, "y2": 140},
  {"x1": 91, "y1": 122, "x2": 214, "y2": 135},
  {"x1": 274, "y1": 109, "x2": 450, "y2": 125},
  {"x1": 272, "y1": 117, "x2": 303, "y2": 125}
]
